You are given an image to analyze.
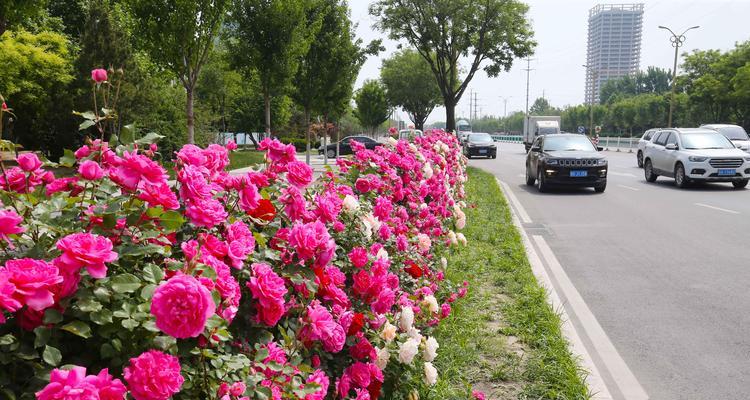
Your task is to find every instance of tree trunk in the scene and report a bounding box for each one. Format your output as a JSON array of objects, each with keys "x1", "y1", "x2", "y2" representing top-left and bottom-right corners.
[
  {"x1": 304, "y1": 107, "x2": 311, "y2": 165},
  {"x1": 445, "y1": 100, "x2": 456, "y2": 133},
  {"x1": 415, "y1": 120, "x2": 424, "y2": 131},
  {"x1": 186, "y1": 85, "x2": 195, "y2": 144},
  {"x1": 263, "y1": 91, "x2": 272, "y2": 138}
]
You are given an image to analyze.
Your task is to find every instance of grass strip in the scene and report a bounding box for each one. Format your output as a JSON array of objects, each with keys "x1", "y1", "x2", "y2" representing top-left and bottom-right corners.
[{"x1": 427, "y1": 167, "x2": 590, "y2": 399}]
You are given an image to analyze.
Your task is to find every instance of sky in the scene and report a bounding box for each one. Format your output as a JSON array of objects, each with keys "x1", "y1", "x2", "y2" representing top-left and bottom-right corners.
[{"x1": 349, "y1": 0, "x2": 750, "y2": 124}]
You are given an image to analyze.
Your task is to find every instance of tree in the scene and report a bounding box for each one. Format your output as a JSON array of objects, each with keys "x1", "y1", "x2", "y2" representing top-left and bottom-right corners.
[
  {"x1": 380, "y1": 49, "x2": 441, "y2": 131},
  {"x1": 228, "y1": 0, "x2": 321, "y2": 138},
  {"x1": 599, "y1": 66, "x2": 671, "y2": 104},
  {"x1": 354, "y1": 80, "x2": 390, "y2": 135},
  {"x1": 370, "y1": 0, "x2": 535, "y2": 132},
  {"x1": 530, "y1": 97, "x2": 559, "y2": 115},
  {"x1": 127, "y1": 0, "x2": 228, "y2": 144},
  {"x1": 0, "y1": 0, "x2": 46, "y2": 36}
]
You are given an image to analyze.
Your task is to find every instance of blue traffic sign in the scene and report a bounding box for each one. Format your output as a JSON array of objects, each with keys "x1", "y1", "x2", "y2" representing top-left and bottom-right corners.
[{"x1": 577, "y1": 126, "x2": 585, "y2": 134}]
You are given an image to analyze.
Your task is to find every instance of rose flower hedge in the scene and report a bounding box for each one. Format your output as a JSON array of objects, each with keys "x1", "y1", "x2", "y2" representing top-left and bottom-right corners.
[{"x1": 0, "y1": 128, "x2": 470, "y2": 399}]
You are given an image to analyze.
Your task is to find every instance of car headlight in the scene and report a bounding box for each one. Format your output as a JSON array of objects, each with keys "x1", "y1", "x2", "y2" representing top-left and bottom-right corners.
[
  {"x1": 744, "y1": 157, "x2": 750, "y2": 162},
  {"x1": 545, "y1": 159, "x2": 558, "y2": 165},
  {"x1": 596, "y1": 159, "x2": 607, "y2": 166},
  {"x1": 689, "y1": 156, "x2": 708, "y2": 162}
]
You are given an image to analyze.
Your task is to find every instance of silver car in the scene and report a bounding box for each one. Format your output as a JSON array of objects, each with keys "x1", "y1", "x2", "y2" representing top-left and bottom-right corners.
[
  {"x1": 643, "y1": 128, "x2": 750, "y2": 189},
  {"x1": 636, "y1": 128, "x2": 661, "y2": 168},
  {"x1": 700, "y1": 124, "x2": 750, "y2": 152}
]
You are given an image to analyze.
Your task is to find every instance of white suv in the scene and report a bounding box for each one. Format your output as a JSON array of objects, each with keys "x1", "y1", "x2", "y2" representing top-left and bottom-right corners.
[
  {"x1": 636, "y1": 128, "x2": 661, "y2": 168},
  {"x1": 643, "y1": 128, "x2": 750, "y2": 189}
]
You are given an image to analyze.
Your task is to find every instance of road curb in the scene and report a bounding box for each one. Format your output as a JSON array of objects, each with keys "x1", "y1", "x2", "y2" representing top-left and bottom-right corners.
[{"x1": 495, "y1": 178, "x2": 615, "y2": 400}]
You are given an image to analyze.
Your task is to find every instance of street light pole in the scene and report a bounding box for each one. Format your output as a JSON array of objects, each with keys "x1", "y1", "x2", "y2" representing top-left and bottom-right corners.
[
  {"x1": 659, "y1": 25, "x2": 699, "y2": 128},
  {"x1": 499, "y1": 96, "x2": 512, "y2": 133},
  {"x1": 582, "y1": 64, "x2": 597, "y2": 136}
]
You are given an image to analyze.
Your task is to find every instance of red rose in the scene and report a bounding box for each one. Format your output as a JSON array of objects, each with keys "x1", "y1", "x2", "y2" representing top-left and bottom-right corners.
[
  {"x1": 347, "y1": 312, "x2": 365, "y2": 336},
  {"x1": 404, "y1": 261, "x2": 423, "y2": 279},
  {"x1": 250, "y1": 199, "x2": 276, "y2": 222}
]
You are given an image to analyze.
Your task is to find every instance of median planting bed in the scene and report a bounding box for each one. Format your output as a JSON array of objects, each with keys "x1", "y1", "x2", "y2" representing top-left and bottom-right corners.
[{"x1": 0, "y1": 130, "x2": 475, "y2": 399}]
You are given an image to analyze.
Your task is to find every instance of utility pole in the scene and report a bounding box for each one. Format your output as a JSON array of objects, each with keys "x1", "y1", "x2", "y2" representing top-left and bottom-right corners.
[
  {"x1": 500, "y1": 96, "x2": 512, "y2": 133},
  {"x1": 583, "y1": 64, "x2": 597, "y2": 136},
  {"x1": 659, "y1": 25, "x2": 699, "y2": 127},
  {"x1": 523, "y1": 58, "x2": 534, "y2": 130}
]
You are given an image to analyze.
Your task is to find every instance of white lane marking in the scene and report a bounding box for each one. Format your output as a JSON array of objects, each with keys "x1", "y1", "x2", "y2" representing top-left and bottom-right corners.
[
  {"x1": 503, "y1": 201, "x2": 614, "y2": 399},
  {"x1": 533, "y1": 236, "x2": 649, "y2": 400},
  {"x1": 609, "y1": 171, "x2": 637, "y2": 177},
  {"x1": 694, "y1": 203, "x2": 740, "y2": 215},
  {"x1": 617, "y1": 184, "x2": 640, "y2": 191},
  {"x1": 497, "y1": 179, "x2": 532, "y2": 224}
]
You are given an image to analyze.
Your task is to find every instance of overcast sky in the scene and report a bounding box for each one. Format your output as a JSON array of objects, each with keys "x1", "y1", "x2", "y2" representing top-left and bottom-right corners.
[{"x1": 350, "y1": 0, "x2": 750, "y2": 124}]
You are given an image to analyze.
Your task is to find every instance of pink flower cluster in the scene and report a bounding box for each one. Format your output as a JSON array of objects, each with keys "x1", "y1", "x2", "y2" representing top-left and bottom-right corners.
[{"x1": 36, "y1": 366, "x2": 126, "y2": 400}]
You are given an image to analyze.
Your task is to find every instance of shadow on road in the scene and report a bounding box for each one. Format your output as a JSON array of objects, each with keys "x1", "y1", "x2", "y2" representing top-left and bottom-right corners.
[
  {"x1": 643, "y1": 180, "x2": 746, "y2": 192},
  {"x1": 515, "y1": 183, "x2": 603, "y2": 196}
]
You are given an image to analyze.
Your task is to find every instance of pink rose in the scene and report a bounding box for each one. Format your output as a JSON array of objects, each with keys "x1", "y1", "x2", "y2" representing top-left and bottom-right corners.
[
  {"x1": 304, "y1": 370, "x2": 330, "y2": 400},
  {"x1": 237, "y1": 175, "x2": 261, "y2": 213},
  {"x1": 56, "y1": 233, "x2": 118, "y2": 279},
  {"x1": 151, "y1": 273, "x2": 215, "y2": 338},
  {"x1": 259, "y1": 138, "x2": 296, "y2": 165},
  {"x1": 74, "y1": 145, "x2": 91, "y2": 159},
  {"x1": 288, "y1": 221, "x2": 333, "y2": 263},
  {"x1": 472, "y1": 390, "x2": 487, "y2": 400},
  {"x1": 225, "y1": 221, "x2": 255, "y2": 268},
  {"x1": 35, "y1": 367, "x2": 96, "y2": 400},
  {"x1": 348, "y1": 247, "x2": 369, "y2": 268},
  {"x1": 124, "y1": 350, "x2": 184, "y2": 400},
  {"x1": 1, "y1": 258, "x2": 62, "y2": 311},
  {"x1": 78, "y1": 160, "x2": 104, "y2": 180},
  {"x1": 138, "y1": 183, "x2": 180, "y2": 210},
  {"x1": 91, "y1": 68, "x2": 108, "y2": 83},
  {"x1": 0, "y1": 272, "x2": 22, "y2": 321},
  {"x1": 0, "y1": 209, "x2": 24, "y2": 244},
  {"x1": 226, "y1": 140, "x2": 238, "y2": 151},
  {"x1": 17, "y1": 153, "x2": 42, "y2": 172},
  {"x1": 285, "y1": 160, "x2": 313, "y2": 188},
  {"x1": 185, "y1": 198, "x2": 228, "y2": 228},
  {"x1": 302, "y1": 302, "x2": 345, "y2": 353},
  {"x1": 247, "y1": 263, "x2": 287, "y2": 326}
]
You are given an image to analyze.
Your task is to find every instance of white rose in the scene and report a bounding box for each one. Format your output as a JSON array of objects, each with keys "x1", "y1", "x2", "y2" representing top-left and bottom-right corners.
[
  {"x1": 380, "y1": 321, "x2": 397, "y2": 342},
  {"x1": 399, "y1": 306, "x2": 414, "y2": 332},
  {"x1": 422, "y1": 295, "x2": 439, "y2": 314},
  {"x1": 416, "y1": 233, "x2": 432, "y2": 252},
  {"x1": 409, "y1": 143, "x2": 418, "y2": 153},
  {"x1": 456, "y1": 213, "x2": 466, "y2": 230},
  {"x1": 422, "y1": 162, "x2": 434, "y2": 179},
  {"x1": 376, "y1": 347, "x2": 390, "y2": 370},
  {"x1": 387, "y1": 137, "x2": 398, "y2": 146},
  {"x1": 457, "y1": 232, "x2": 467, "y2": 246},
  {"x1": 440, "y1": 257, "x2": 447, "y2": 269},
  {"x1": 424, "y1": 362, "x2": 438, "y2": 385},
  {"x1": 376, "y1": 247, "x2": 389, "y2": 261},
  {"x1": 342, "y1": 195, "x2": 360, "y2": 212},
  {"x1": 407, "y1": 327, "x2": 422, "y2": 342},
  {"x1": 398, "y1": 338, "x2": 420, "y2": 364},
  {"x1": 447, "y1": 231, "x2": 458, "y2": 245},
  {"x1": 424, "y1": 337, "x2": 439, "y2": 362}
]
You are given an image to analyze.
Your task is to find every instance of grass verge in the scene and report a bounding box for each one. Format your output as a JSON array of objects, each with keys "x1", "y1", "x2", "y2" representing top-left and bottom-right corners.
[
  {"x1": 427, "y1": 167, "x2": 590, "y2": 399},
  {"x1": 228, "y1": 149, "x2": 266, "y2": 170}
]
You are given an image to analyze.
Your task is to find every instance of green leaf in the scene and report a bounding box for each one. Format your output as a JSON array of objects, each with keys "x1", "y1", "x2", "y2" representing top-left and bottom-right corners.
[
  {"x1": 58, "y1": 149, "x2": 76, "y2": 168},
  {"x1": 142, "y1": 265, "x2": 164, "y2": 284},
  {"x1": 79, "y1": 111, "x2": 96, "y2": 120},
  {"x1": 254, "y1": 348, "x2": 269, "y2": 362},
  {"x1": 159, "y1": 210, "x2": 185, "y2": 231},
  {"x1": 153, "y1": 335, "x2": 176, "y2": 350},
  {"x1": 79, "y1": 119, "x2": 96, "y2": 131},
  {"x1": 110, "y1": 273, "x2": 142, "y2": 293},
  {"x1": 121, "y1": 319, "x2": 139, "y2": 330},
  {"x1": 100, "y1": 343, "x2": 115, "y2": 359},
  {"x1": 42, "y1": 345, "x2": 62, "y2": 366},
  {"x1": 134, "y1": 132, "x2": 164, "y2": 145},
  {"x1": 77, "y1": 298, "x2": 102, "y2": 313},
  {"x1": 34, "y1": 327, "x2": 51, "y2": 348},
  {"x1": 43, "y1": 308, "x2": 64, "y2": 324},
  {"x1": 102, "y1": 213, "x2": 117, "y2": 230},
  {"x1": 90, "y1": 309, "x2": 113, "y2": 325},
  {"x1": 146, "y1": 206, "x2": 164, "y2": 218},
  {"x1": 0, "y1": 334, "x2": 17, "y2": 346},
  {"x1": 120, "y1": 124, "x2": 136, "y2": 144},
  {"x1": 61, "y1": 321, "x2": 92, "y2": 338},
  {"x1": 140, "y1": 284, "x2": 157, "y2": 301}
]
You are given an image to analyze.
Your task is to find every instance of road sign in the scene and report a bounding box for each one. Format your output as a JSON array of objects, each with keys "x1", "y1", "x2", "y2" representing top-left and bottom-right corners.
[
  {"x1": 577, "y1": 126, "x2": 585, "y2": 134},
  {"x1": 595, "y1": 125, "x2": 602, "y2": 134}
]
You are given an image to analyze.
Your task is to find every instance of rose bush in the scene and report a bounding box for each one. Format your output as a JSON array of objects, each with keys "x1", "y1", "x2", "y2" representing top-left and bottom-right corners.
[{"x1": 0, "y1": 100, "x2": 472, "y2": 398}]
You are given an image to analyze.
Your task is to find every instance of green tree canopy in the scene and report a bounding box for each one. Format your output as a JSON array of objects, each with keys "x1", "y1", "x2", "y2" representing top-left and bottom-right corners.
[
  {"x1": 354, "y1": 80, "x2": 390, "y2": 135},
  {"x1": 0, "y1": 0, "x2": 47, "y2": 36},
  {"x1": 127, "y1": 0, "x2": 229, "y2": 144},
  {"x1": 380, "y1": 49, "x2": 441, "y2": 131},
  {"x1": 370, "y1": 0, "x2": 535, "y2": 132},
  {"x1": 599, "y1": 66, "x2": 671, "y2": 105},
  {"x1": 529, "y1": 97, "x2": 559, "y2": 115},
  {"x1": 228, "y1": 0, "x2": 321, "y2": 137}
]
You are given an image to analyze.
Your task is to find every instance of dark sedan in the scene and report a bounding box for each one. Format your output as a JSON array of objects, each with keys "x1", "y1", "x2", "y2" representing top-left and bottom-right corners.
[
  {"x1": 525, "y1": 133, "x2": 607, "y2": 192},
  {"x1": 463, "y1": 133, "x2": 497, "y2": 159},
  {"x1": 319, "y1": 135, "x2": 381, "y2": 158}
]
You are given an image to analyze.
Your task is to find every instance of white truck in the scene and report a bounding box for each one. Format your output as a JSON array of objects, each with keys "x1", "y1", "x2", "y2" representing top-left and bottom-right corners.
[{"x1": 523, "y1": 115, "x2": 562, "y2": 151}]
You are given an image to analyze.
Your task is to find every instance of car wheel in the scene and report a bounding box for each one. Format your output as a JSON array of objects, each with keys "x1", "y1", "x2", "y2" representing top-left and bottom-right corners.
[
  {"x1": 674, "y1": 163, "x2": 688, "y2": 188},
  {"x1": 594, "y1": 183, "x2": 606, "y2": 193},
  {"x1": 525, "y1": 165, "x2": 536, "y2": 186},
  {"x1": 732, "y1": 179, "x2": 749, "y2": 189},
  {"x1": 644, "y1": 159, "x2": 657, "y2": 182},
  {"x1": 637, "y1": 151, "x2": 643, "y2": 168},
  {"x1": 326, "y1": 149, "x2": 336, "y2": 159},
  {"x1": 536, "y1": 168, "x2": 547, "y2": 193}
]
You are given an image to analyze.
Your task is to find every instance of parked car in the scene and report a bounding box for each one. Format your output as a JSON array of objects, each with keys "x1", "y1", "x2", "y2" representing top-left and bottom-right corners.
[
  {"x1": 463, "y1": 133, "x2": 497, "y2": 159},
  {"x1": 398, "y1": 129, "x2": 423, "y2": 141},
  {"x1": 637, "y1": 128, "x2": 661, "y2": 168},
  {"x1": 525, "y1": 133, "x2": 607, "y2": 193},
  {"x1": 642, "y1": 128, "x2": 750, "y2": 189},
  {"x1": 700, "y1": 124, "x2": 750, "y2": 152},
  {"x1": 319, "y1": 135, "x2": 381, "y2": 158}
]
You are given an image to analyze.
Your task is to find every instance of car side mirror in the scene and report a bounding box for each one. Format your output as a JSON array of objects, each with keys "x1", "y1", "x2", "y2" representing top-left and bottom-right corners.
[
  {"x1": 665, "y1": 143, "x2": 678, "y2": 150},
  {"x1": 597, "y1": 146, "x2": 604, "y2": 151},
  {"x1": 530, "y1": 146, "x2": 541, "y2": 152}
]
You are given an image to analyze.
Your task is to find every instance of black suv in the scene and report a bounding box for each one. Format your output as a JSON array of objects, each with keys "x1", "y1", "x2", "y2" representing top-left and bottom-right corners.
[
  {"x1": 525, "y1": 134, "x2": 608, "y2": 192},
  {"x1": 463, "y1": 133, "x2": 497, "y2": 159}
]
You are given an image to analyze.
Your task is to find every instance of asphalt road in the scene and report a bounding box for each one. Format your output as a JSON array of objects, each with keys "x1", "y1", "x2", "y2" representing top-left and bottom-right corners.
[{"x1": 471, "y1": 142, "x2": 750, "y2": 400}]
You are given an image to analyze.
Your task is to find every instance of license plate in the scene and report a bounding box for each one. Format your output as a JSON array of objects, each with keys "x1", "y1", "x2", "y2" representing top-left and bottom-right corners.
[
  {"x1": 479, "y1": 149, "x2": 487, "y2": 154},
  {"x1": 570, "y1": 170, "x2": 588, "y2": 177},
  {"x1": 718, "y1": 169, "x2": 736, "y2": 176}
]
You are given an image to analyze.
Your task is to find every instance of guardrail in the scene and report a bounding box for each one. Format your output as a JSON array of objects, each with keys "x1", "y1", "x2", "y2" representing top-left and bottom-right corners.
[{"x1": 489, "y1": 134, "x2": 639, "y2": 153}]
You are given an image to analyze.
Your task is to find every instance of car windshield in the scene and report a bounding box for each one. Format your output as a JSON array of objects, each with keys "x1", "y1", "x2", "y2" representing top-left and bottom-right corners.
[
  {"x1": 543, "y1": 136, "x2": 595, "y2": 151},
  {"x1": 681, "y1": 133, "x2": 735, "y2": 149},
  {"x1": 539, "y1": 127, "x2": 558, "y2": 135},
  {"x1": 716, "y1": 126, "x2": 749, "y2": 140},
  {"x1": 469, "y1": 133, "x2": 493, "y2": 143}
]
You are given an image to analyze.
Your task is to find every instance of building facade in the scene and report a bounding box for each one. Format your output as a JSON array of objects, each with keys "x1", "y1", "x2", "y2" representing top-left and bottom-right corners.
[{"x1": 585, "y1": 3, "x2": 644, "y2": 104}]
